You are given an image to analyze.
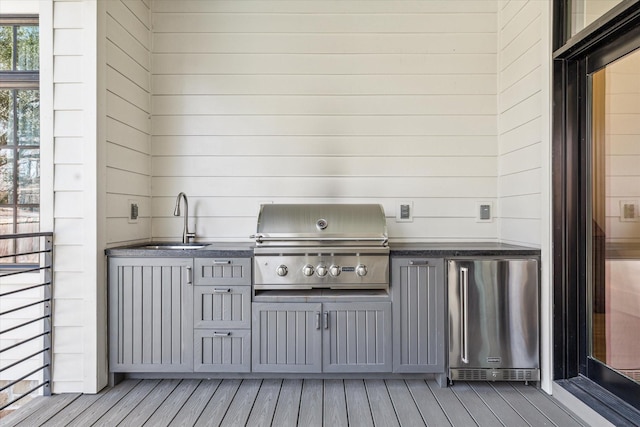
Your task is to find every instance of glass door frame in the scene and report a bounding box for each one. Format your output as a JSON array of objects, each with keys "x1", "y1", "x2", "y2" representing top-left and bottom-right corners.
[{"x1": 552, "y1": 0, "x2": 640, "y2": 409}]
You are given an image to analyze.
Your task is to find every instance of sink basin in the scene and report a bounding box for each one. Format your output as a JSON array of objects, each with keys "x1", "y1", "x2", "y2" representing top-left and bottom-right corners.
[{"x1": 141, "y1": 243, "x2": 207, "y2": 250}]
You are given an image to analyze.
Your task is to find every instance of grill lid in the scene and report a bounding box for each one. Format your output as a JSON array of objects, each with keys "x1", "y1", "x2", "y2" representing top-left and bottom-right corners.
[{"x1": 254, "y1": 203, "x2": 388, "y2": 246}]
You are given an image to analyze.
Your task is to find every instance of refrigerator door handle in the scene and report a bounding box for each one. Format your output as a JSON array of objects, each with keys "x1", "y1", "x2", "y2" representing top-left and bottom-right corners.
[{"x1": 460, "y1": 267, "x2": 469, "y2": 364}]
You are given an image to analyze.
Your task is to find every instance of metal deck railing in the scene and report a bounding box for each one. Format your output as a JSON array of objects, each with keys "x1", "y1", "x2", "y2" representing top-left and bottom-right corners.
[{"x1": 0, "y1": 232, "x2": 53, "y2": 411}]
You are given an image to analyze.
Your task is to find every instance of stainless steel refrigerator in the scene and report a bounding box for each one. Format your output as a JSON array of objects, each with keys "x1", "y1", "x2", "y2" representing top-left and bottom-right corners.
[{"x1": 448, "y1": 259, "x2": 539, "y2": 383}]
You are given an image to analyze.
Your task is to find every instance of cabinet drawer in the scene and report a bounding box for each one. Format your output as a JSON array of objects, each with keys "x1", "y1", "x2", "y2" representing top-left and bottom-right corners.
[
  {"x1": 194, "y1": 258, "x2": 251, "y2": 286},
  {"x1": 194, "y1": 286, "x2": 251, "y2": 329},
  {"x1": 194, "y1": 329, "x2": 251, "y2": 372}
]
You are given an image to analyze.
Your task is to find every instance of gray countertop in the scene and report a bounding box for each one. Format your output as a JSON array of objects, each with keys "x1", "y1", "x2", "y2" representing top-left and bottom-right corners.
[
  {"x1": 389, "y1": 242, "x2": 540, "y2": 257},
  {"x1": 106, "y1": 241, "x2": 540, "y2": 258}
]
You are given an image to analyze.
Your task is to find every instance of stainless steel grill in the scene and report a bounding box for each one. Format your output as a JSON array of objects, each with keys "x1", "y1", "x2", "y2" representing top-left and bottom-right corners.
[{"x1": 253, "y1": 204, "x2": 389, "y2": 290}]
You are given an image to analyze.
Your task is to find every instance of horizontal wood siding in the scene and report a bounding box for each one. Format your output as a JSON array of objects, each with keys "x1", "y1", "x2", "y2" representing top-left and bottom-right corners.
[
  {"x1": 497, "y1": 0, "x2": 544, "y2": 246},
  {"x1": 51, "y1": 0, "x2": 85, "y2": 392},
  {"x1": 105, "y1": 0, "x2": 152, "y2": 245},
  {"x1": 151, "y1": 1, "x2": 499, "y2": 243}
]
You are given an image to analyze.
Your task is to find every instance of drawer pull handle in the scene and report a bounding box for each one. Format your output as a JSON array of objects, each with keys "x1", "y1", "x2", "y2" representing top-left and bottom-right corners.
[
  {"x1": 213, "y1": 288, "x2": 231, "y2": 293},
  {"x1": 213, "y1": 332, "x2": 231, "y2": 337},
  {"x1": 409, "y1": 260, "x2": 429, "y2": 265},
  {"x1": 213, "y1": 260, "x2": 232, "y2": 265}
]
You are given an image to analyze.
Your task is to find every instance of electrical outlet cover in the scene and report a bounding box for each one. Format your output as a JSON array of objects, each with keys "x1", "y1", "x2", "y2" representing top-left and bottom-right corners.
[
  {"x1": 620, "y1": 200, "x2": 638, "y2": 222},
  {"x1": 476, "y1": 201, "x2": 493, "y2": 222},
  {"x1": 396, "y1": 201, "x2": 413, "y2": 222}
]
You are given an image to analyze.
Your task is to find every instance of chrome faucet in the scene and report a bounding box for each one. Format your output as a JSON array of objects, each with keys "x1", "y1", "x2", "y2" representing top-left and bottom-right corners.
[{"x1": 173, "y1": 192, "x2": 196, "y2": 244}]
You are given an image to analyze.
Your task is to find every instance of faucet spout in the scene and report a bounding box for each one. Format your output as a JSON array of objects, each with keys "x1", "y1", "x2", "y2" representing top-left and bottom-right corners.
[{"x1": 174, "y1": 192, "x2": 196, "y2": 244}]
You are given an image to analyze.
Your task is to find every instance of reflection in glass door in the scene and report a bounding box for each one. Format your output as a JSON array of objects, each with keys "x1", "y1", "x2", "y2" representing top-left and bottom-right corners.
[{"x1": 590, "y1": 48, "x2": 640, "y2": 384}]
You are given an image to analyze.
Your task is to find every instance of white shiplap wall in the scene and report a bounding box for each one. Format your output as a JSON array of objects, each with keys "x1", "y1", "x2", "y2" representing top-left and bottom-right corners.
[
  {"x1": 105, "y1": 0, "x2": 152, "y2": 245},
  {"x1": 497, "y1": 0, "x2": 547, "y2": 246},
  {"x1": 150, "y1": 0, "x2": 499, "y2": 243}
]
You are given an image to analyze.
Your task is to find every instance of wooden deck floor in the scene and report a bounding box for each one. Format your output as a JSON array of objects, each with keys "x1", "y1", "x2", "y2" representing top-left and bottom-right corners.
[{"x1": 2, "y1": 379, "x2": 587, "y2": 427}]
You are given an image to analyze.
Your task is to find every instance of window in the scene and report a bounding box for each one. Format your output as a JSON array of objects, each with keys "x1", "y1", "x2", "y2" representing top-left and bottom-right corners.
[{"x1": 0, "y1": 16, "x2": 39, "y2": 264}]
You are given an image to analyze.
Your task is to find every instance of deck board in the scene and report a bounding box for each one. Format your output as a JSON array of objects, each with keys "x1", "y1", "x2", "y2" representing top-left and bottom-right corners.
[
  {"x1": 491, "y1": 382, "x2": 554, "y2": 427},
  {"x1": 427, "y1": 380, "x2": 477, "y2": 426},
  {"x1": 386, "y1": 380, "x2": 425, "y2": 427},
  {"x1": 194, "y1": 379, "x2": 241, "y2": 427},
  {"x1": 65, "y1": 379, "x2": 145, "y2": 427},
  {"x1": 41, "y1": 393, "x2": 104, "y2": 426},
  {"x1": 2, "y1": 379, "x2": 591, "y2": 427},
  {"x1": 298, "y1": 379, "x2": 323, "y2": 427},
  {"x1": 323, "y1": 379, "x2": 348, "y2": 427},
  {"x1": 220, "y1": 379, "x2": 262, "y2": 427},
  {"x1": 364, "y1": 379, "x2": 400, "y2": 427},
  {"x1": 118, "y1": 380, "x2": 180, "y2": 427},
  {"x1": 272, "y1": 379, "x2": 303, "y2": 426},
  {"x1": 344, "y1": 379, "x2": 374, "y2": 427},
  {"x1": 91, "y1": 380, "x2": 161, "y2": 426},
  {"x1": 245, "y1": 379, "x2": 282, "y2": 427},
  {"x1": 468, "y1": 382, "x2": 528, "y2": 427},
  {"x1": 168, "y1": 380, "x2": 220, "y2": 427},
  {"x1": 13, "y1": 393, "x2": 80, "y2": 427},
  {"x1": 142, "y1": 379, "x2": 201, "y2": 427},
  {"x1": 510, "y1": 383, "x2": 586, "y2": 427},
  {"x1": 449, "y1": 382, "x2": 502, "y2": 427},
  {"x1": 405, "y1": 379, "x2": 452, "y2": 427}
]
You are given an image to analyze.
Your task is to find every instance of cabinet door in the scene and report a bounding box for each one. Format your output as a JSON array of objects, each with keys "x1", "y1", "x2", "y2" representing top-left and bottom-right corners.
[
  {"x1": 194, "y1": 258, "x2": 251, "y2": 286},
  {"x1": 392, "y1": 258, "x2": 445, "y2": 373},
  {"x1": 109, "y1": 258, "x2": 194, "y2": 372},
  {"x1": 252, "y1": 302, "x2": 322, "y2": 373},
  {"x1": 322, "y1": 302, "x2": 392, "y2": 373},
  {"x1": 194, "y1": 329, "x2": 251, "y2": 372},
  {"x1": 194, "y1": 286, "x2": 251, "y2": 329}
]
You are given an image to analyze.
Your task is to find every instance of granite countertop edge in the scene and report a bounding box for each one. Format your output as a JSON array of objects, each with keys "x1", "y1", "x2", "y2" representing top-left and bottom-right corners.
[{"x1": 106, "y1": 242, "x2": 540, "y2": 257}]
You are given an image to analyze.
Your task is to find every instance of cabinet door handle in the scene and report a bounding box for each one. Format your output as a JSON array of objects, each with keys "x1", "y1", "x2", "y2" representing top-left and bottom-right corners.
[
  {"x1": 409, "y1": 260, "x2": 429, "y2": 265},
  {"x1": 213, "y1": 332, "x2": 231, "y2": 337},
  {"x1": 186, "y1": 266, "x2": 193, "y2": 285},
  {"x1": 213, "y1": 260, "x2": 231, "y2": 265},
  {"x1": 315, "y1": 312, "x2": 321, "y2": 329},
  {"x1": 323, "y1": 312, "x2": 329, "y2": 329},
  {"x1": 460, "y1": 267, "x2": 469, "y2": 364},
  {"x1": 213, "y1": 288, "x2": 231, "y2": 293}
]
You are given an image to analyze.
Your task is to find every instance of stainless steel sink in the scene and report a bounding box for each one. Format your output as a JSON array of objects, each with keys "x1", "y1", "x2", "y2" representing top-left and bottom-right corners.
[{"x1": 141, "y1": 243, "x2": 207, "y2": 250}]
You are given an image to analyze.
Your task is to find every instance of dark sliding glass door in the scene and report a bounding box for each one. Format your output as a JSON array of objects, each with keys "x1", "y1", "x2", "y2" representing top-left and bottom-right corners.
[
  {"x1": 553, "y1": 0, "x2": 640, "y2": 410},
  {"x1": 588, "y1": 48, "x2": 640, "y2": 387}
]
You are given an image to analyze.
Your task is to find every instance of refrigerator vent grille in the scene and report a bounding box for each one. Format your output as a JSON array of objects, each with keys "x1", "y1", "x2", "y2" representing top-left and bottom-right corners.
[{"x1": 451, "y1": 369, "x2": 540, "y2": 382}]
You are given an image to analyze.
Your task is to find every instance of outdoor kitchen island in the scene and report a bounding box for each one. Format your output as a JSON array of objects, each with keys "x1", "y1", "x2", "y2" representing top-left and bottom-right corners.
[{"x1": 105, "y1": 240, "x2": 540, "y2": 387}]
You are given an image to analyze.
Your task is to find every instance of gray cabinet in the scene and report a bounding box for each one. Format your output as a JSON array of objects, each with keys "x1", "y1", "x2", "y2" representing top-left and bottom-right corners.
[
  {"x1": 109, "y1": 258, "x2": 194, "y2": 372},
  {"x1": 193, "y1": 257, "x2": 251, "y2": 372},
  {"x1": 323, "y1": 302, "x2": 392, "y2": 372},
  {"x1": 252, "y1": 302, "x2": 391, "y2": 373},
  {"x1": 392, "y1": 257, "x2": 445, "y2": 373}
]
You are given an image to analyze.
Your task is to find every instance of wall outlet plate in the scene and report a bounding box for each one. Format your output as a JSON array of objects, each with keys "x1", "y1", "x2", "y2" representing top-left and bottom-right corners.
[
  {"x1": 476, "y1": 201, "x2": 493, "y2": 222},
  {"x1": 396, "y1": 201, "x2": 413, "y2": 222},
  {"x1": 620, "y1": 200, "x2": 638, "y2": 222},
  {"x1": 128, "y1": 199, "x2": 139, "y2": 224}
]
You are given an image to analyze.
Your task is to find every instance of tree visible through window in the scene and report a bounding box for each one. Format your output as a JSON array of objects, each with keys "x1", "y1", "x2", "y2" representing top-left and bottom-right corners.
[{"x1": 0, "y1": 16, "x2": 39, "y2": 264}]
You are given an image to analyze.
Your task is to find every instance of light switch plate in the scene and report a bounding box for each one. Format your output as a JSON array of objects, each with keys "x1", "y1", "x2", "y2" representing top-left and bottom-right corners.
[
  {"x1": 396, "y1": 201, "x2": 413, "y2": 222},
  {"x1": 128, "y1": 199, "x2": 139, "y2": 224},
  {"x1": 476, "y1": 201, "x2": 493, "y2": 222}
]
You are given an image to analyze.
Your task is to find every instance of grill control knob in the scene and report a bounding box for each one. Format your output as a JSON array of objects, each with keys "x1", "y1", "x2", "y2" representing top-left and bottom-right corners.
[
  {"x1": 316, "y1": 265, "x2": 328, "y2": 277},
  {"x1": 329, "y1": 265, "x2": 341, "y2": 277},
  {"x1": 356, "y1": 264, "x2": 368, "y2": 277},
  {"x1": 276, "y1": 265, "x2": 288, "y2": 277},
  {"x1": 303, "y1": 264, "x2": 315, "y2": 276}
]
